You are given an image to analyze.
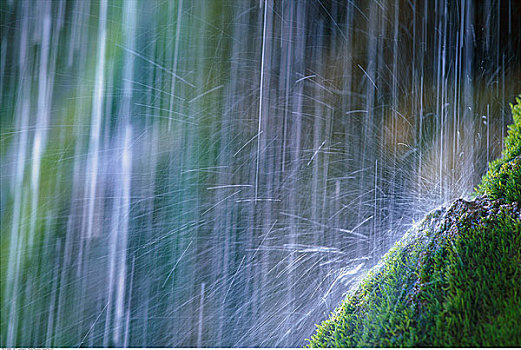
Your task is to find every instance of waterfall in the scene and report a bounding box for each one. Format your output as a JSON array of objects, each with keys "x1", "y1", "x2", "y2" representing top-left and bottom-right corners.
[{"x1": 1, "y1": 0, "x2": 519, "y2": 347}]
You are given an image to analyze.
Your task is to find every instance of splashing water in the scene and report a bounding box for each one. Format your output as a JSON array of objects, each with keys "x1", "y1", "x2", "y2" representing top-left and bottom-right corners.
[{"x1": 1, "y1": 0, "x2": 520, "y2": 347}]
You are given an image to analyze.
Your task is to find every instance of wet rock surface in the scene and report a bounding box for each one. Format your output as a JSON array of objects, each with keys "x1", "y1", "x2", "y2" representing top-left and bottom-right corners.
[{"x1": 308, "y1": 195, "x2": 521, "y2": 347}]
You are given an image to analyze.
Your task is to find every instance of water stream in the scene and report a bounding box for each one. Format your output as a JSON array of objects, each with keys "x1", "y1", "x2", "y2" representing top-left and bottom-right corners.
[{"x1": 1, "y1": 0, "x2": 520, "y2": 347}]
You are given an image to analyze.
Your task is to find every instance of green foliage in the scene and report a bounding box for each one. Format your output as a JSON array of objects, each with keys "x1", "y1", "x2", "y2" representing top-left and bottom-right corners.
[
  {"x1": 477, "y1": 96, "x2": 521, "y2": 203},
  {"x1": 307, "y1": 99, "x2": 521, "y2": 347}
]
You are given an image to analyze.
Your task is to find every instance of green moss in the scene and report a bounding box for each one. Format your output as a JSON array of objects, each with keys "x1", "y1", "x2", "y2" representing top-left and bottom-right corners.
[
  {"x1": 307, "y1": 98, "x2": 521, "y2": 347},
  {"x1": 476, "y1": 96, "x2": 521, "y2": 203}
]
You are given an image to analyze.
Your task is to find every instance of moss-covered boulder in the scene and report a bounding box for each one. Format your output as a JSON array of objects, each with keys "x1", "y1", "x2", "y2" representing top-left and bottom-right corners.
[
  {"x1": 307, "y1": 98, "x2": 521, "y2": 347},
  {"x1": 477, "y1": 98, "x2": 521, "y2": 203}
]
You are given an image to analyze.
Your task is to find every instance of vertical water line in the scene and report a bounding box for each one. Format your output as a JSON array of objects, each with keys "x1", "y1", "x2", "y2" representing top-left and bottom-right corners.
[
  {"x1": 5, "y1": 3, "x2": 31, "y2": 345},
  {"x1": 197, "y1": 282, "x2": 206, "y2": 347},
  {"x1": 84, "y1": 0, "x2": 107, "y2": 241},
  {"x1": 256, "y1": 0, "x2": 269, "y2": 202},
  {"x1": 29, "y1": 0, "x2": 52, "y2": 250},
  {"x1": 168, "y1": 0, "x2": 184, "y2": 132}
]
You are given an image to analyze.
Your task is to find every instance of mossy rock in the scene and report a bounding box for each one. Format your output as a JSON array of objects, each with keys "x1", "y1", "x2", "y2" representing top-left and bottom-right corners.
[
  {"x1": 307, "y1": 98, "x2": 521, "y2": 347},
  {"x1": 476, "y1": 97, "x2": 521, "y2": 202}
]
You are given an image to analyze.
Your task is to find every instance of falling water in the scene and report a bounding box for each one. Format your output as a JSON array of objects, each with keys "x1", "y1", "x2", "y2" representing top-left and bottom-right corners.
[{"x1": 1, "y1": 0, "x2": 520, "y2": 347}]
